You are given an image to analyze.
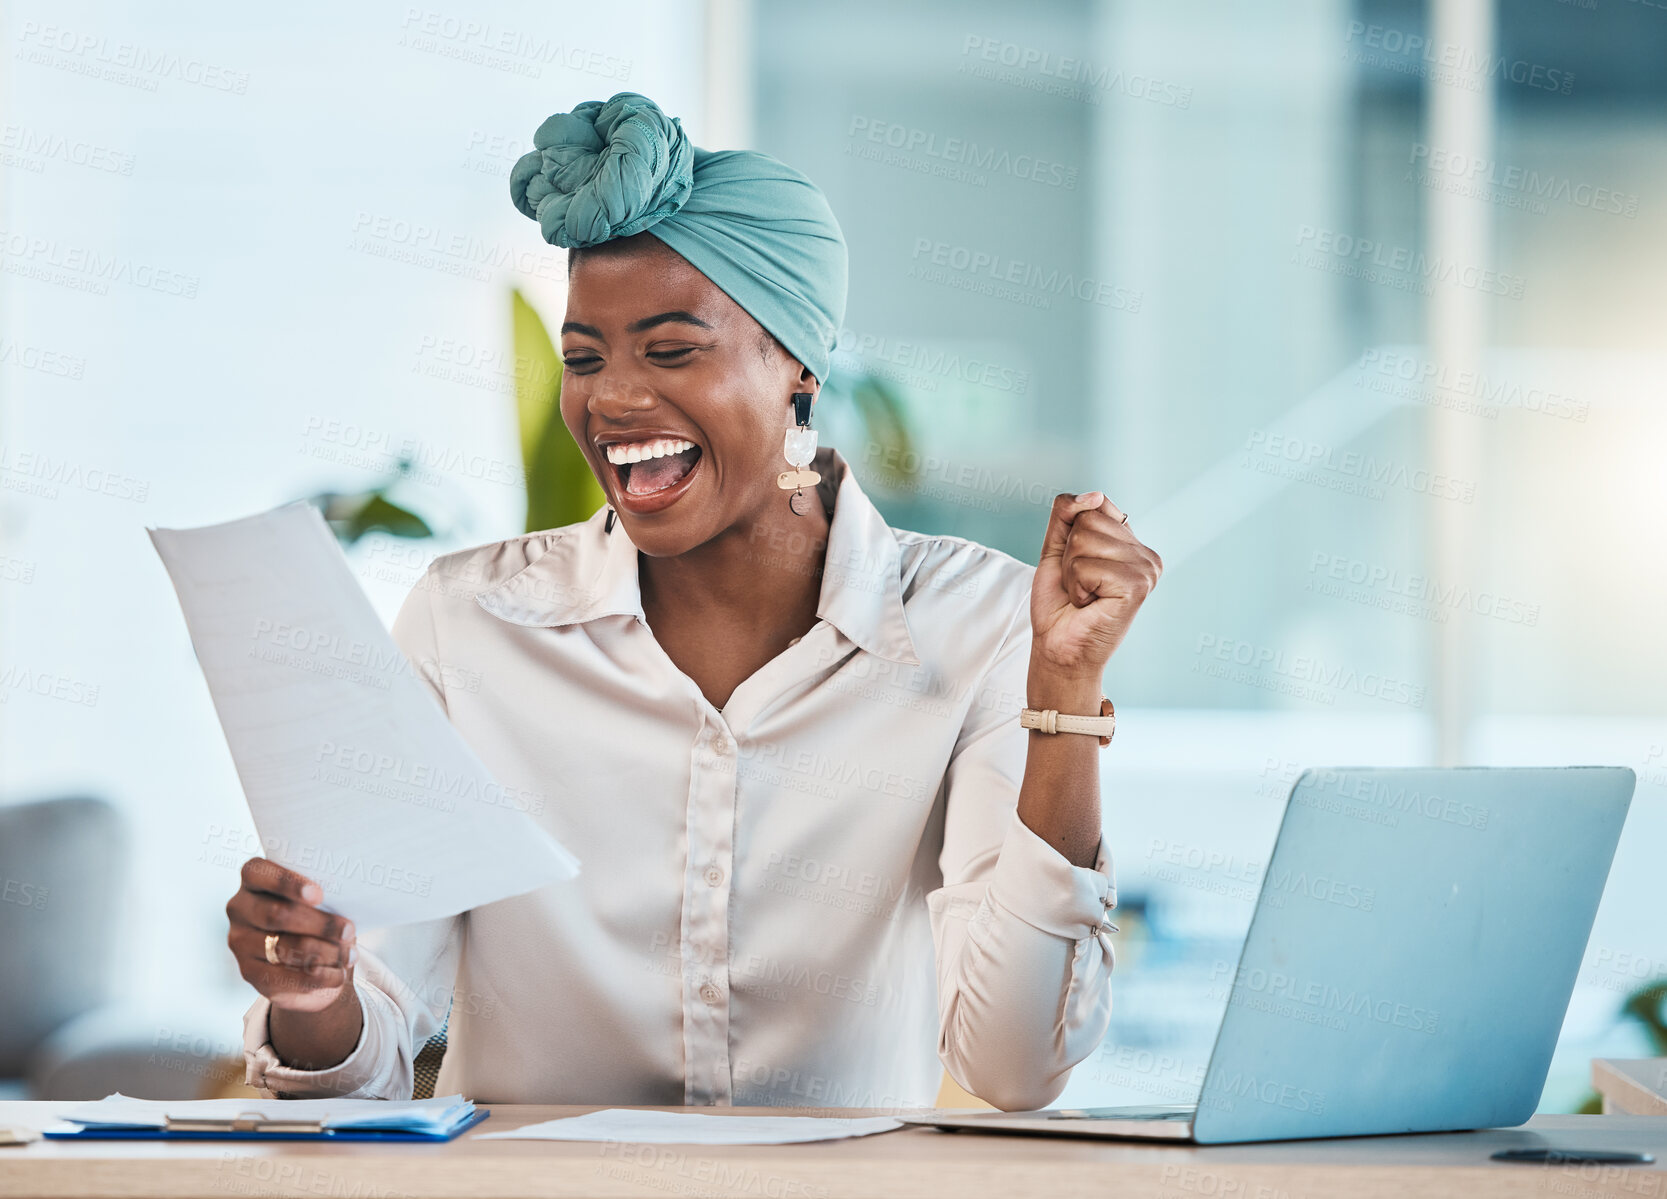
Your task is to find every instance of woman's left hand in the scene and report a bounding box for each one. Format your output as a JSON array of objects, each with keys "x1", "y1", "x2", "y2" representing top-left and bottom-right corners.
[{"x1": 1029, "y1": 491, "x2": 1163, "y2": 682}]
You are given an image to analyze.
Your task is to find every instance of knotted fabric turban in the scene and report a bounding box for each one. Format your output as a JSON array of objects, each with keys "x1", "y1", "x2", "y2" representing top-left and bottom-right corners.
[{"x1": 509, "y1": 91, "x2": 847, "y2": 383}]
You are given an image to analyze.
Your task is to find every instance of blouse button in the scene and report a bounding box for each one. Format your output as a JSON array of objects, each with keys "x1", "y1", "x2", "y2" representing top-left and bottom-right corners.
[
  {"x1": 704, "y1": 865, "x2": 725, "y2": 888},
  {"x1": 699, "y1": 981, "x2": 723, "y2": 1005}
]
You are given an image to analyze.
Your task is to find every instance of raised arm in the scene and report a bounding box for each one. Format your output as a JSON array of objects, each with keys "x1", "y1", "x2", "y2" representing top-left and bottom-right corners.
[
  {"x1": 928, "y1": 491, "x2": 1159, "y2": 1111},
  {"x1": 927, "y1": 592, "x2": 1118, "y2": 1110}
]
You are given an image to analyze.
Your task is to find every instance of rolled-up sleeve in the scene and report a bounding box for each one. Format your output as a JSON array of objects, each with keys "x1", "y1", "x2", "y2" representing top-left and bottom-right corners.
[
  {"x1": 243, "y1": 965, "x2": 404, "y2": 1098},
  {"x1": 242, "y1": 917, "x2": 461, "y2": 1099},
  {"x1": 926, "y1": 596, "x2": 1117, "y2": 1112},
  {"x1": 240, "y1": 565, "x2": 466, "y2": 1100}
]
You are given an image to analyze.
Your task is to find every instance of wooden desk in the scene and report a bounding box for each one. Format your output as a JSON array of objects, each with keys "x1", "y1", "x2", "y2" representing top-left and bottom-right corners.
[
  {"x1": 2, "y1": 1105, "x2": 1664, "y2": 1199},
  {"x1": 1595, "y1": 1059, "x2": 1667, "y2": 1116}
]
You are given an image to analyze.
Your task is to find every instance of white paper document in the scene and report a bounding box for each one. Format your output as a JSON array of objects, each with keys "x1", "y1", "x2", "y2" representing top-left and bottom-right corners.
[
  {"x1": 475, "y1": 1109, "x2": 904, "y2": 1144},
  {"x1": 59, "y1": 1092, "x2": 474, "y2": 1133},
  {"x1": 148, "y1": 500, "x2": 579, "y2": 927}
]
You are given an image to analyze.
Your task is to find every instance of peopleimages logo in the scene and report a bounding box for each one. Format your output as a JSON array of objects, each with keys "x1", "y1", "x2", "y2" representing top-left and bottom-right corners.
[
  {"x1": 0, "y1": 124, "x2": 136, "y2": 175},
  {"x1": 1194, "y1": 633, "x2": 1427, "y2": 708},
  {"x1": 1214, "y1": 962, "x2": 1441, "y2": 1035},
  {"x1": 1265, "y1": 867, "x2": 1375, "y2": 912},
  {"x1": 1142, "y1": 838, "x2": 1376, "y2": 911},
  {"x1": 846, "y1": 116, "x2": 1079, "y2": 190},
  {"x1": 349, "y1": 211, "x2": 562, "y2": 284},
  {"x1": 1355, "y1": 347, "x2": 1590, "y2": 423},
  {"x1": 1293, "y1": 225, "x2": 1527, "y2": 299},
  {"x1": 1408, "y1": 144, "x2": 1638, "y2": 218},
  {"x1": 1343, "y1": 21, "x2": 1574, "y2": 95},
  {"x1": 1242, "y1": 430, "x2": 1477, "y2": 504},
  {"x1": 0, "y1": 230, "x2": 200, "y2": 298},
  {"x1": 313, "y1": 741, "x2": 546, "y2": 815},
  {"x1": 957, "y1": 35, "x2": 1194, "y2": 108},
  {"x1": 1307, "y1": 551, "x2": 1542, "y2": 627},
  {"x1": 15, "y1": 21, "x2": 252, "y2": 93},
  {"x1": 1300, "y1": 768, "x2": 1490, "y2": 830},
  {"x1": 1210, "y1": 1071, "x2": 1326, "y2": 1115},
  {"x1": 835, "y1": 327, "x2": 1031, "y2": 396},
  {"x1": 908, "y1": 237, "x2": 1142, "y2": 311}
]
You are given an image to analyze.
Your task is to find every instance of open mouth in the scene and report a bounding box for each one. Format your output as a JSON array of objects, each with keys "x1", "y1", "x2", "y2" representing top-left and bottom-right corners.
[{"x1": 603, "y1": 438, "x2": 704, "y2": 503}]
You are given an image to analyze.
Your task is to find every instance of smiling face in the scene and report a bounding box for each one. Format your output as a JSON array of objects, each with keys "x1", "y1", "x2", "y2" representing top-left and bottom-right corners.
[{"x1": 559, "y1": 232, "x2": 817, "y2": 557}]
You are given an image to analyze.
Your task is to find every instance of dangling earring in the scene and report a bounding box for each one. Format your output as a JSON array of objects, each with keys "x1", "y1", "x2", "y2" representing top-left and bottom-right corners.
[
  {"x1": 604, "y1": 507, "x2": 616, "y2": 534},
  {"x1": 777, "y1": 391, "x2": 821, "y2": 516}
]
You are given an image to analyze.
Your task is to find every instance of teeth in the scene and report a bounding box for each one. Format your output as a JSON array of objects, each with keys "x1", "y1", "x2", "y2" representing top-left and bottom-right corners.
[{"x1": 604, "y1": 437, "x2": 695, "y2": 466}]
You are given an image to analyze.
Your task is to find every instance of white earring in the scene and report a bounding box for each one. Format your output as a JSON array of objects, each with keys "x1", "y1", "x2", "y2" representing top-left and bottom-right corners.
[{"x1": 777, "y1": 391, "x2": 820, "y2": 515}]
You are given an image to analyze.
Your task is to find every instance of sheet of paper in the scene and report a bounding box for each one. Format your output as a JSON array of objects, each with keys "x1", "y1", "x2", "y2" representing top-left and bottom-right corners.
[
  {"x1": 59, "y1": 1092, "x2": 473, "y2": 1132},
  {"x1": 474, "y1": 1109, "x2": 904, "y2": 1144},
  {"x1": 148, "y1": 500, "x2": 579, "y2": 927}
]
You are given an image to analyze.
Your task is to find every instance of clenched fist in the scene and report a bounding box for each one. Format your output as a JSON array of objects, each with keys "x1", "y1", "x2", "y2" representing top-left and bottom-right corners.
[{"x1": 1030, "y1": 491, "x2": 1162, "y2": 682}]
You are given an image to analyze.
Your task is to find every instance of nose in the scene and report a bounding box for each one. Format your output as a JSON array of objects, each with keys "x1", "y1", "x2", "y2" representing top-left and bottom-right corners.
[{"x1": 584, "y1": 373, "x2": 657, "y2": 422}]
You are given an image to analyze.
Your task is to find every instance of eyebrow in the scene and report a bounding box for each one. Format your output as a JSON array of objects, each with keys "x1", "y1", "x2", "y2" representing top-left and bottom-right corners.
[{"x1": 560, "y1": 311, "x2": 714, "y2": 339}]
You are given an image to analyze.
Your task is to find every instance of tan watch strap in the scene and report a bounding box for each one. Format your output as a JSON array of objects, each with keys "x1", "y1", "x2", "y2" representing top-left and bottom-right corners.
[{"x1": 1019, "y1": 695, "x2": 1116, "y2": 746}]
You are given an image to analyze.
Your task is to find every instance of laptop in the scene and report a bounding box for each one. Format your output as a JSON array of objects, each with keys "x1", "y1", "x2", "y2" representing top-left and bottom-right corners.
[{"x1": 905, "y1": 765, "x2": 1635, "y2": 1144}]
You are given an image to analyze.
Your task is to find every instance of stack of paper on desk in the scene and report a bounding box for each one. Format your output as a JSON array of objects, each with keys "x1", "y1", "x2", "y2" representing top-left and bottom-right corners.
[
  {"x1": 476, "y1": 1109, "x2": 904, "y2": 1144},
  {"x1": 58, "y1": 1092, "x2": 477, "y2": 1135},
  {"x1": 147, "y1": 500, "x2": 580, "y2": 928}
]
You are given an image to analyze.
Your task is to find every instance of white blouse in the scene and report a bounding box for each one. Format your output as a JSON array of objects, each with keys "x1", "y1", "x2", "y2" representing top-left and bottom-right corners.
[{"x1": 242, "y1": 443, "x2": 1118, "y2": 1111}]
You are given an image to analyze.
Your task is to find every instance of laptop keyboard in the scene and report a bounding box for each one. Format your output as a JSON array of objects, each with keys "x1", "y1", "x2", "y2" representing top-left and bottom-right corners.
[{"x1": 1048, "y1": 1105, "x2": 1197, "y2": 1121}]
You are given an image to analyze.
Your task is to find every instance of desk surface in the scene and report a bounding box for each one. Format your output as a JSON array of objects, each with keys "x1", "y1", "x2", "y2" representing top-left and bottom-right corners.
[
  {"x1": 2, "y1": 1104, "x2": 1665, "y2": 1199},
  {"x1": 1595, "y1": 1059, "x2": 1667, "y2": 1116}
]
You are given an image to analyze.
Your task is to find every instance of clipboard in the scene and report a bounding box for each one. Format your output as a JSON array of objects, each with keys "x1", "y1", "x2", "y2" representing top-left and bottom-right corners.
[{"x1": 43, "y1": 1107, "x2": 490, "y2": 1142}]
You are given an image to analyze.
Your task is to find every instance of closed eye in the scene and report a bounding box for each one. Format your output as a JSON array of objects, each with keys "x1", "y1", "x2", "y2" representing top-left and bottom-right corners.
[{"x1": 560, "y1": 349, "x2": 694, "y2": 372}]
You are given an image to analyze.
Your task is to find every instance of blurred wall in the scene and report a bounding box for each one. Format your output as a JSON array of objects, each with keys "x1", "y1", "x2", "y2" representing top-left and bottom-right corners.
[{"x1": 0, "y1": 0, "x2": 703, "y2": 1004}]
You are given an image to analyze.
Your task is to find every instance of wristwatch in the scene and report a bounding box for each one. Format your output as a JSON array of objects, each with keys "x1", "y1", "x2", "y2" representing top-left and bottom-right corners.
[{"x1": 1019, "y1": 695, "x2": 1116, "y2": 747}]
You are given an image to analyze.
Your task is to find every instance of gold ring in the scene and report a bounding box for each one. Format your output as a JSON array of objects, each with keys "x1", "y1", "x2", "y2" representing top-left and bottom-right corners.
[{"x1": 264, "y1": 933, "x2": 281, "y2": 965}]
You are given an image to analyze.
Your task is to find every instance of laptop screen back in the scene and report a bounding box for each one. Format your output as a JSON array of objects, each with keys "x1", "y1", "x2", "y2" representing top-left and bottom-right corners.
[{"x1": 1191, "y1": 766, "x2": 1634, "y2": 1144}]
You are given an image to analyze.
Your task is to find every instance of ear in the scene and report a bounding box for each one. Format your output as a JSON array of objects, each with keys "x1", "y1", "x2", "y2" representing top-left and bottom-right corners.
[{"x1": 795, "y1": 363, "x2": 820, "y2": 411}]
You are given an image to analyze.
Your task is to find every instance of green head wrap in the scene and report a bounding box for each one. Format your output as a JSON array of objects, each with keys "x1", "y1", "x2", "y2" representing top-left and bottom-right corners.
[{"x1": 509, "y1": 91, "x2": 848, "y2": 384}]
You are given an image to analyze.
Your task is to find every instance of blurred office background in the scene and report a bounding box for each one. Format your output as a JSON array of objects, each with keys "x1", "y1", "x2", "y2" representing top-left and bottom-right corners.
[{"x1": 1, "y1": 0, "x2": 1662, "y2": 1107}]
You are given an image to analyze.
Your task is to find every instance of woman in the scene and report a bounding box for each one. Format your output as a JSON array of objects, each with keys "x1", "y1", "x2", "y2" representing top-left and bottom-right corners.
[{"x1": 225, "y1": 92, "x2": 1161, "y2": 1111}]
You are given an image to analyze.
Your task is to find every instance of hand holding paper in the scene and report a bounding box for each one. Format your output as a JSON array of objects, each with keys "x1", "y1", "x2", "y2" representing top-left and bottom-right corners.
[{"x1": 149, "y1": 500, "x2": 579, "y2": 928}]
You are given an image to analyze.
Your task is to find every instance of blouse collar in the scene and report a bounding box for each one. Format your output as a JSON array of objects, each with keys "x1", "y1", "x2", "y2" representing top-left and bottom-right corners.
[{"x1": 475, "y1": 443, "x2": 922, "y2": 667}]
